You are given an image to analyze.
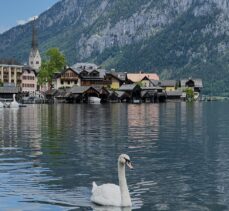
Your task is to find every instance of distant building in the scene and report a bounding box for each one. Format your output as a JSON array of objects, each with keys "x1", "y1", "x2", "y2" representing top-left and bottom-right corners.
[
  {"x1": 180, "y1": 78, "x2": 203, "y2": 93},
  {"x1": 28, "y1": 20, "x2": 41, "y2": 71},
  {"x1": 71, "y1": 63, "x2": 110, "y2": 87},
  {"x1": 53, "y1": 67, "x2": 81, "y2": 89},
  {"x1": 127, "y1": 72, "x2": 159, "y2": 85},
  {"x1": 21, "y1": 66, "x2": 38, "y2": 93},
  {"x1": 159, "y1": 80, "x2": 177, "y2": 91},
  {"x1": 0, "y1": 64, "x2": 23, "y2": 87}
]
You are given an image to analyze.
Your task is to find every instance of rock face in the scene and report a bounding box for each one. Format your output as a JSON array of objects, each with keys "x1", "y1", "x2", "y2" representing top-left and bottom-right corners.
[{"x1": 0, "y1": 0, "x2": 229, "y2": 94}]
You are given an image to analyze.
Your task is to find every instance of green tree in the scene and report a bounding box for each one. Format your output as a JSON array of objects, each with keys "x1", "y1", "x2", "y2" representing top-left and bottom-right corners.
[
  {"x1": 0, "y1": 80, "x2": 3, "y2": 87},
  {"x1": 185, "y1": 88, "x2": 194, "y2": 102},
  {"x1": 38, "y1": 48, "x2": 66, "y2": 87}
]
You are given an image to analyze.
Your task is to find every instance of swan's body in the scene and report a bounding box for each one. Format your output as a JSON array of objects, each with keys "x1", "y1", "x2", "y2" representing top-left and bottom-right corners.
[
  {"x1": 10, "y1": 94, "x2": 19, "y2": 108},
  {"x1": 0, "y1": 101, "x2": 3, "y2": 108},
  {"x1": 91, "y1": 154, "x2": 133, "y2": 207}
]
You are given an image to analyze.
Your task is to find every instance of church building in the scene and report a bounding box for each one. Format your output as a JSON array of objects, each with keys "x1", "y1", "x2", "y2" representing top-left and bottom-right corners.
[{"x1": 28, "y1": 20, "x2": 41, "y2": 71}]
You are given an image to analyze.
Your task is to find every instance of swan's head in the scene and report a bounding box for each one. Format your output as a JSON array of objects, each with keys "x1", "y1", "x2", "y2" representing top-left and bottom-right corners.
[{"x1": 118, "y1": 154, "x2": 133, "y2": 169}]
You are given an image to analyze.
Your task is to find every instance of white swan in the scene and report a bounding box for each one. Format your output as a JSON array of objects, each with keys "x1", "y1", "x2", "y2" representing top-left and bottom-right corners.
[
  {"x1": 10, "y1": 94, "x2": 19, "y2": 108},
  {"x1": 91, "y1": 154, "x2": 133, "y2": 207}
]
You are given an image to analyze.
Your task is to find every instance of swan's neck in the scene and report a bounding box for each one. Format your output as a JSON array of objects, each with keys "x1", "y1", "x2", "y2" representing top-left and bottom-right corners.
[{"x1": 118, "y1": 162, "x2": 131, "y2": 207}]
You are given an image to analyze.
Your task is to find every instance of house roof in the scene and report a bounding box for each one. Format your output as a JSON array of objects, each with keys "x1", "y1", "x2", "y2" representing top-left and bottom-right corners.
[
  {"x1": 141, "y1": 86, "x2": 163, "y2": 91},
  {"x1": 53, "y1": 67, "x2": 80, "y2": 79},
  {"x1": 119, "y1": 84, "x2": 140, "y2": 91},
  {"x1": 115, "y1": 91, "x2": 130, "y2": 98},
  {"x1": 108, "y1": 72, "x2": 127, "y2": 81},
  {"x1": 22, "y1": 66, "x2": 38, "y2": 75},
  {"x1": 127, "y1": 73, "x2": 159, "y2": 82},
  {"x1": 0, "y1": 86, "x2": 19, "y2": 94},
  {"x1": 180, "y1": 79, "x2": 203, "y2": 88},
  {"x1": 149, "y1": 79, "x2": 160, "y2": 86},
  {"x1": 106, "y1": 73, "x2": 123, "y2": 82},
  {"x1": 159, "y1": 80, "x2": 176, "y2": 87},
  {"x1": 72, "y1": 63, "x2": 98, "y2": 70}
]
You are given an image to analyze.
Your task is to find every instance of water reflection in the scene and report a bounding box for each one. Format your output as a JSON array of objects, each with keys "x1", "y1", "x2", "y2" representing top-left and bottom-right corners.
[{"x1": 0, "y1": 103, "x2": 229, "y2": 210}]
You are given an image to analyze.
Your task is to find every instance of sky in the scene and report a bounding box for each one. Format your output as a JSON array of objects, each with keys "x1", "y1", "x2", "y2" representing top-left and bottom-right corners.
[{"x1": 0, "y1": 0, "x2": 59, "y2": 33}]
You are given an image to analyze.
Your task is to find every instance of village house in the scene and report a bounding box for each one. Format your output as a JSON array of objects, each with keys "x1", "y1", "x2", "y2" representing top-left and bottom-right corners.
[
  {"x1": 106, "y1": 72, "x2": 124, "y2": 89},
  {"x1": 127, "y1": 72, "x2": 160, "y2": 87},
  {"x1": 21, "y1": 66, "x2": 38, "y2": 94},
  {"x1": 71, "y1": 63, "x2": 110, "y2": 87},
  {"x1": 141, "y1": 86, "x2": 166, "y2": 103},
  {"x1": 159, "y1": 80, "x2": 177, "y2": 91},
  {"x1": 119, "y1": 84, "x2": 142, "y2": 103},
  {"x1": 52, "y1": 67, "x2": 81, "y2": 89},
  {"x1": 180, "y1": 78, "x2": 203, "y2": 93}
]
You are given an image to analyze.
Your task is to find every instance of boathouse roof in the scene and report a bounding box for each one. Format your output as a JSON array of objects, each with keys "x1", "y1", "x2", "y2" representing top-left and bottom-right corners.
[{"x1": 159, "y1": 80, "x2": 177, "y2": 87}]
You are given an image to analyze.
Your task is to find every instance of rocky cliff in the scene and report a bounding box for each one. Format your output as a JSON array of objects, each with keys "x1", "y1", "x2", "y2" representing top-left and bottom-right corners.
[{"x1": 0, "y1": 0, "x2": 229, "y2": 94}]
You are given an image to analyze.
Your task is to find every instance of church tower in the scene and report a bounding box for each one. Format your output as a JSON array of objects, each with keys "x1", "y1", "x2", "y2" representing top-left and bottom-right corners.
[{"x1": 29, "y1": 19, "x2": 41, "y2": 70}]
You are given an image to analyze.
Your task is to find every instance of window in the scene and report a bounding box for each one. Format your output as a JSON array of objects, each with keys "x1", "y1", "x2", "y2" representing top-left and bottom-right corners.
[
  {"x1": 31, "y1": 61, "x2": 33, "y2": 65},
  {"x1": 36, "y1": 61, "x2": 39, "y2": 64}
]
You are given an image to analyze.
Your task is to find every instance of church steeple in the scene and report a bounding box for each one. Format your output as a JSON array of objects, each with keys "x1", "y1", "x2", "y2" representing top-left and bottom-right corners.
[
  {"x1": 29, "y1": 18, "x2": 41, "y2": 71},
  {"x1": 31, "y1": 19, "x2": 38, "y2": 50}
]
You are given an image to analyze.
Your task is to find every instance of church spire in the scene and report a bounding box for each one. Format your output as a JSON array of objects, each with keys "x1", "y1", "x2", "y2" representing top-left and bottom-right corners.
[
  {"x1": 31, "y1": 18, "x2": 38, "y2": 50},
  {"x1": 29, "y1": 18, "x2": 41, "y2": 70}
]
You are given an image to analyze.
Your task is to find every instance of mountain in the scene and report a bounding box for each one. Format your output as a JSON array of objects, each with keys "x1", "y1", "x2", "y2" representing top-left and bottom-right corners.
[{"x1": 1, "y1": 0, "x2": 229, "y2": 95}]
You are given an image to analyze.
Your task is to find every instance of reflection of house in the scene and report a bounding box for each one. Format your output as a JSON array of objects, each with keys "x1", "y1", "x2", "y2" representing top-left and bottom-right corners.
[
  {"x1": 180, "y1": 78, "x2": 203, "y2": 93},
  {"x1": 53, "y1": 67, "x2": 80, "y2": 89},
  {"x1": 0, "y1": 64, "x2": 23, "y2": 87},
  {"x1": 159, "y1": 80, "x2": 177, "y2": 91},
  {"x1": 21, "y1": 66, "x2": 38, "y2": 93}
]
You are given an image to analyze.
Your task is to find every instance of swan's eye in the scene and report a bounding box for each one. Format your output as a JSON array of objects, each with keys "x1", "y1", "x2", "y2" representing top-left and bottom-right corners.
[{"x1": 125, "y1": 158, "x2": 130, "y2": 163}]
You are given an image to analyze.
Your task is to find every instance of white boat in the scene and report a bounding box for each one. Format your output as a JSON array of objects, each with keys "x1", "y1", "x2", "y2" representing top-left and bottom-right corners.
[{"x1": 88, "y1": 97, "x2": 101, "y2": 104}]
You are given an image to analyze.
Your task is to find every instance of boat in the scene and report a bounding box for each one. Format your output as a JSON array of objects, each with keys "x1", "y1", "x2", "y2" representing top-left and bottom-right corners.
[{"x1": 88, "y1": 97, "x2": 101, "y2": 104}]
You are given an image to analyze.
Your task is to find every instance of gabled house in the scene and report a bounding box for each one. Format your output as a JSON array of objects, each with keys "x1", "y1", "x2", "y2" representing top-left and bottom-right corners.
[
  {"x1": 21, "y1": 66, "x2": 38, "y2": 94},
  {"x1": 53, "y1": 67, "x2": 80, "y2": 89},
  {"x1": 119, "y1": 84, "x2": 141, "y2": 103},
  {"x1": 180, "y1": 78, "x2": 203, "y2": 93},
  {"x1": 141, "y1": 87, "x2": 166, "y2": 103},
  {"x1": 127, "y1": 73, "x2": 159, "y2": 86},
  {"x1": 159, "y1": 80, "x2": 177, "y2": 91},
  {"x1": 106, "y1": 73, "x2": 124, "y2": 90},
  {"x1": 66, "y1": 85, "x2": 101, "y2": 103}
]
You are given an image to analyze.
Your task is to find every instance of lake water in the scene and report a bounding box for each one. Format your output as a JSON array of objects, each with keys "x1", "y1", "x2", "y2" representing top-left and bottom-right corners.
[{"x1": 0, "y1": 102, "x2": 229, "y2": 211}]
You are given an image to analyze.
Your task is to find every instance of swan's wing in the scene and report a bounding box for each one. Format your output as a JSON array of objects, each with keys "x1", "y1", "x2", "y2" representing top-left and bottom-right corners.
[{"x1": 91, "y1": 183, "x2": 121, "y2": 206}]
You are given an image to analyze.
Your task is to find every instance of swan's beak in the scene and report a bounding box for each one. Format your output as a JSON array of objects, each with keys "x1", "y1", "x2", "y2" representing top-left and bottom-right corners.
[{"x1": 126, "y1": 161, "x2": 133, "y2": 169}]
